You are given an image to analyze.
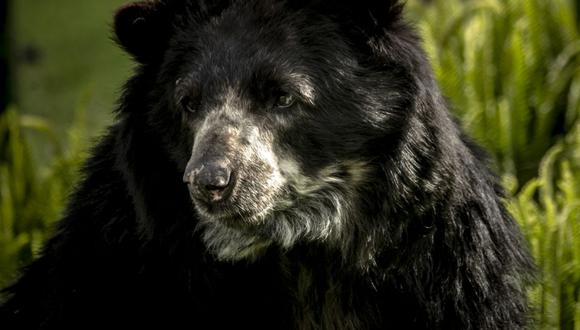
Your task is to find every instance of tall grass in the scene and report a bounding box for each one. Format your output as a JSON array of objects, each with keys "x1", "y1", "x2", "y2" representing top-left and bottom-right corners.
[
  {"x1": 0, "y1": 107, "x2": 87, "y2": 288},
  {"x1": 411, "y1": 0, "x2": 580, "y2": 185},
  {"x1": 509, "y1": 125, "x2": 580, "y2": 329},
  {"x1": 407, "y1": 1, "x2": 580, "y2": 327},
  {"x1": 406, "y1": 0, "x2": 580, "y2": 328}
]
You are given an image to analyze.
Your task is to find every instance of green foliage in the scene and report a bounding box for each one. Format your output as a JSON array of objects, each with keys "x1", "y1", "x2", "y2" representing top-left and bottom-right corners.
[
  {"x1": 0, "y1": 107, "x2": 87, "y2": 288},
  {"x1": 407, "y1": 0, "x2": 580, "y2": 327},
  {"x1": 509, "y1": 125, "x2": 580, "y2": 329},
  {"x1": 410, "y1": 0, "x2": 580, "y2": 186}
]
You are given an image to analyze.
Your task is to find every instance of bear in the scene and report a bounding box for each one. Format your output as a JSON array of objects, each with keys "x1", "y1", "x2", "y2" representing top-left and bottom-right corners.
[{"x1": 1, "y1": 0, "x2": 535, "y2": 329}]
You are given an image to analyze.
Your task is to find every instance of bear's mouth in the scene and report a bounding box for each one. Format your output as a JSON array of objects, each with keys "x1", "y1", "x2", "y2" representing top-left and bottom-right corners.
[
  {"x1": 190, "y1": 192, "x2": 235, "y2": 216},
  {"x1": 191, "y1": 193, "x2": 268, "y2": 227},
  {"x1": 186, "y1": 168, "x2": 285, "y2": 226}
]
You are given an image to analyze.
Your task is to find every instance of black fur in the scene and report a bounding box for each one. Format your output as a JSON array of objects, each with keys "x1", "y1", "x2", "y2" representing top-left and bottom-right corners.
[{"x1": 0, "y1": 1, "x2": 535, "y2": 329}]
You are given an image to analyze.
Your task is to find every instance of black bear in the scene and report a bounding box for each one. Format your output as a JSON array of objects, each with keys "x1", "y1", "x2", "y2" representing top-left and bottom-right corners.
[{"x1": 1, "y1": 0, "x2": 535, "y2": 329}]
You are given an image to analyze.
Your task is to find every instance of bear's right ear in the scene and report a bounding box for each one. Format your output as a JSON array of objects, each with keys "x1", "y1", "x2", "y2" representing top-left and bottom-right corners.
[{"x1": 114, "y1": 1, "x2": 171, "y2": 63}]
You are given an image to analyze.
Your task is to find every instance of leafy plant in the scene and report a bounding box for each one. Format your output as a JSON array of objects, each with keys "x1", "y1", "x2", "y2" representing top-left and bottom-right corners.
[
  {"x1": 0, "y1": 107, "x2": 87, "y2": 288},
  {"x1": 509, "y1": 124, "x2": 580, "y2": 330},
  {"x1": 410, "y1": 0, "x2": 580, "y2": 186}
]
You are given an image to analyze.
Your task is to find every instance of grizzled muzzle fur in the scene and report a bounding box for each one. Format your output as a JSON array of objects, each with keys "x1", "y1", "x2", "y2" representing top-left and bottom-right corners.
[
  {"x1": 183, "y1": 94, "x2": 285, "y2": 226},
  {"x1": 180, "y1": 90, "x2": 372, "y2": 262}
]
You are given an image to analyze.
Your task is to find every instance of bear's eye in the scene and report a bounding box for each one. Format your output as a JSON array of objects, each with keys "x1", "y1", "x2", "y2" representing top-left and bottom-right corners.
[
  {"x1": 180, "y1": 96, "x2": 199, "y2": 114},
  {"x1": 274, "y1": 93, "x2": 295, "y2": 108}
]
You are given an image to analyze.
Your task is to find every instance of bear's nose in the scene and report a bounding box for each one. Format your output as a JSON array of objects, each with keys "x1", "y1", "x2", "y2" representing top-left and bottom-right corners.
[{"x1": 184, "y1": 160, "x2": 234, "y2": 203}]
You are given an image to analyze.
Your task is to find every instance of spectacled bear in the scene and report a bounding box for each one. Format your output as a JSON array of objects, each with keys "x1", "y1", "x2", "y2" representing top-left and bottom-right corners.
[{"x1": 1, "y1": 0, "x2": 535, "y2": 329}]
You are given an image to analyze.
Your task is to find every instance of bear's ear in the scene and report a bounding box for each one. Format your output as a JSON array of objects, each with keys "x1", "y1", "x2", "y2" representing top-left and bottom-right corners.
[{"x1": 114, "y1": 1, "x2": 171, "y2": 63}]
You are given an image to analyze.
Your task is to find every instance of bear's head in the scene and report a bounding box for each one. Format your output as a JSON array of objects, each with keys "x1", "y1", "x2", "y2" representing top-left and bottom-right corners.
[{"x1": 114, "y1": 0, "x2": 433, "y2": 263}]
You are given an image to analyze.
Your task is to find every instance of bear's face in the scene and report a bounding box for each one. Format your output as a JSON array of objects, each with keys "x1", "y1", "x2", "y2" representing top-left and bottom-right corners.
[{"x1": 116, "y1": 0, "x2": 412, "y2": 261}]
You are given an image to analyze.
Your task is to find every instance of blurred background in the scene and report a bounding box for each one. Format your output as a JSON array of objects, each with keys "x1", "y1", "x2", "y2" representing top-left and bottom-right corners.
[{"x1": 1, "y1": 0, "x2": 579, "y2": 328}]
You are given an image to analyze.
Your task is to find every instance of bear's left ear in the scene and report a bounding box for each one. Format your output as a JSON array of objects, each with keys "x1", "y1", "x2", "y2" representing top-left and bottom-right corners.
[{"x1": 114, "y1": 1, "x2": 171, "y2": 63}]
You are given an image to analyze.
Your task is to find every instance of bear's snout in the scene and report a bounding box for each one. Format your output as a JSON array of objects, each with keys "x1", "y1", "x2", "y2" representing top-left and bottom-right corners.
[{"x1": 184, "y1": 158, "x2": 235, "y2": 204}]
